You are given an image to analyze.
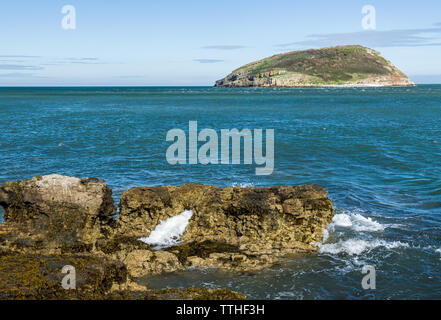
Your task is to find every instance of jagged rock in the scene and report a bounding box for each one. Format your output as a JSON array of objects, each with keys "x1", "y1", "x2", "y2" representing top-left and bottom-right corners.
[
  {"x1": 0, "y1": 174, "x2": 334, "y2": 296},
  {"x1": 142, "y1": 288, "x2": 246, "y2": 300},
  {"x1": 0, "y1": 174, "x2": 116, "y2": 247},
  {"x1": 117, "y1": 184, "x2": 333, "y2": 244},
  {"x1": 123, "y1": 250, "x2": 184, "y2": 277},
  {"x1": 0, "y1": 250, "x2": 240, "y2": 300},
  {"x1": 0, "y1": 251, "x2": 129, "y2": 299},
  {"x1": 116, "y1": 184, "x2": 334, "y2": 271}
]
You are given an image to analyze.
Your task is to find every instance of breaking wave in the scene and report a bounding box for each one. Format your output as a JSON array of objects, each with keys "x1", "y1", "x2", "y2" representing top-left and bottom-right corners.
[
  {"x1": 329, "y1": 211, "x2": 385, "y2": 232},
  {"x1": 315, "y1": 209, "x2": 409, "y2": 257},
  {"x1": 317, "y1": 239, "x2": 409, "y2": 256},
  {"x1": 231, "y1": 182, "x2": 254, "y2": 188},
  {"x1": 139, "y1": 210, "x2": 193, "y2": 249}
]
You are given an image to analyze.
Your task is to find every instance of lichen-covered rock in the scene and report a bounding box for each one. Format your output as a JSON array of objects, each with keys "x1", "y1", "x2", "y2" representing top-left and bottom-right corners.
[
  {"x1": 0, "y1": 251, "x2": 130, "y2": 299},
  {"x1": 0, "y1": 174, "x2": 333, "y2": 295},
  {"x1": 0, "y1": 250, "x2": 241, "y2": 300},
  {"x1": 0, "y1": 174, "x2": 116, "y2": 247},
  {"x1": 116, "y1": 184, "x2": 334, "y2": 271},
  {"x1": 117, "y1": 184, "x2": 333, "y2": 245},
  {"x1": 123, "y1": 250, "x2": 184, "y2": 277},
  {"x1": 142, "y1": 288, "x2": 246, "y2": 300}
]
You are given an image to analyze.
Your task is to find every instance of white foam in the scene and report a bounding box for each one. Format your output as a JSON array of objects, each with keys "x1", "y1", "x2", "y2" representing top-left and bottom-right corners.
[
  {"x1": 332, "y1": 214, "x2": 353, "y2": 227},
  {"x1": 322, "y1": 229, "x2": 329, "y2": 242},
  {"x1": 139, "y1": 210, "x2": 193, "y2": 249},
  {"x1": 331, "y1": 212, "x2": 385, "y2": 232},
  {"x1": 317, "y1": 239, "x2": 409, "y2": 256},
  {"x1": 231, "y1": 182, "x2": 254, "y2": 188},
  {"x1": 436, "y1": 248, "x2": 441, "y2": 260}
]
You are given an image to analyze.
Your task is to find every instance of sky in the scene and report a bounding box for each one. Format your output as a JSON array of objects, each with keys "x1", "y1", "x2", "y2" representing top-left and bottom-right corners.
[{"x1": 0, "y1": 0, "x2": 440, "y2": 85}]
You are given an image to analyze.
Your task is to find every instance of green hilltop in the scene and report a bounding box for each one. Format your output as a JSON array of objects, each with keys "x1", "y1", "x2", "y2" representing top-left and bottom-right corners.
[{"x1": 215, "y1": 45, "x2": 414, "y2": 88}]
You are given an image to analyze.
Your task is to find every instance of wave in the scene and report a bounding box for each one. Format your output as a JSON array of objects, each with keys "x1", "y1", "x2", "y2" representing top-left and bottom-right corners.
[
  {"x1": 139, "y1": 210, "x2": 193, "y2": 249},
  {"x1": 329, "y1": 210, "x2": 385, "y2": 232},
  {"x1": 314, "y1": 208, "x2": 409, "y2": 257},
  {"x1": 317, "y1": 239, "x2": 409, "y2": 256},
  {"x1": 231, "y1": 182, "x2": 254, "y2": 188}
]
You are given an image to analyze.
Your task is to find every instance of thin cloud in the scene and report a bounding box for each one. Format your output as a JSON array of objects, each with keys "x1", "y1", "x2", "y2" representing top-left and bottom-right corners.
[
  {"x1": 0, "y1": 56, "x2": 104, "y2": 69},
  {"x1": 202, "y1": 45, "x2": 246, "y2": 50},
  {"x1": 40, "y1": 57, "x2": 106, "y2": 66},
  {"x1": 0, "y1": 59, "x2": 25, "y2": 63},
  {"x1": 66, "y1": 57, "x2": 99, "y2": 61},
  {"x1": 0, "y1": 72, "x2": 49, "y2": 79},
  {"x1": 0, "y1": 72, "x2": 33, "y2": 77},
  {"x1": 194, "y1": 59, "x2": 224, "y2": 63},
  {"x1": 276, "y1": 23, "x2": 441, "y2": 48},
  {"x1": 0, "y1": 64, "x2": 43, "y2": 71},
  {"x1": 0, "y1": 55, "x2": 40, "y2": 58},
  {"x1": 64, "y1": 57, "x2": 101, "y2": 63},
  {"x1": 115, "y1": 75, "x2": 147, "y2": 78}
]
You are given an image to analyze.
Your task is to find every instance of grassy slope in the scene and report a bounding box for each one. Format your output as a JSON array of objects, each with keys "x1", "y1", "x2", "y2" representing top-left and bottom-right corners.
[{"x1": 234, "y1": 45, "x2": 397, "y2": 84}]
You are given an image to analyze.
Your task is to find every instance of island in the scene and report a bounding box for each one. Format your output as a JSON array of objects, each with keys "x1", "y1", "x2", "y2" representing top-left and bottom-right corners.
[{"x1": 214, "y1": 45, "x2": 415, "y2": 88}]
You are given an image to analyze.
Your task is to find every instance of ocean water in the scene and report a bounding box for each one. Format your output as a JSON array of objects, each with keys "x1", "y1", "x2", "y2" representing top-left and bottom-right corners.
[{"x1": 0, "y1": 86, "x2": 440, "y2": 299}]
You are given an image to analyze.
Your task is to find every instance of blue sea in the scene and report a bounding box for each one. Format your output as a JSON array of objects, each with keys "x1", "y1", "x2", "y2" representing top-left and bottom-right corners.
[{"x1": 0, "y1": 86, "x2": 440, "y2": 299}]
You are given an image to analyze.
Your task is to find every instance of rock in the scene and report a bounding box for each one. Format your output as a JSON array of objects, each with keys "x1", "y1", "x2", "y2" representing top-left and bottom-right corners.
[
  {"x1": 116, "y1": 184, "x2": 334, "y2": 271},
  {"x1": 0, "y1": 250, "x2": 240, "y2": 300},
  {"x1": 111, "y1": 279, "x2": 147, "y2": 293},
  {"x1": 0, "y1": 174, "x2": 333, "y2": 297},
  {"x1": 117, "y1": 184, "x2": 333, "y2": 244},
  {"x1": 0, "y1": 251, "x2": 129, "y2": 299},
  {"x1": 0, "y1": 174, "x2": 116, "y2": 247},
  {"x1": 93, "y1": 235, "x2": 185, "y2": 278},
  {"x1": 123, "y1": 250, "x2": 183, "y2": 277},
  {"x1": 141, "y1": 288, "x2": 246, "y2": 300}
]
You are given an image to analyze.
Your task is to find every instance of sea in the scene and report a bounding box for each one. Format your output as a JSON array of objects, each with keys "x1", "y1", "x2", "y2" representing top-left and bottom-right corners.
[{"x1": 0, "y1": 86, "x2": 440, "y2": 299}]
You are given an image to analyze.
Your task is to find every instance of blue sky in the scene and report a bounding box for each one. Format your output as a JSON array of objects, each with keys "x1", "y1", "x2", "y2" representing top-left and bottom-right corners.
[{"x1": 0, "y1": 0, "x2": 440, "y2": 85}]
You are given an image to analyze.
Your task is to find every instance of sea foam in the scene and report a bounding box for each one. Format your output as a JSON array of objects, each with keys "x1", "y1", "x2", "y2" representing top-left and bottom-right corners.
[
  {"x1": 314, "y1": 209, "x2": 408, "y2": 256},
  {"x1": 317, "y1": 239, "x2": 409, "y2": 256},
  {"x1": 139, "y1": 210, "x2": 193, "y2": 249},
  {"x1": 330, "y1": 211, "x2": 385, "y2": 232}
]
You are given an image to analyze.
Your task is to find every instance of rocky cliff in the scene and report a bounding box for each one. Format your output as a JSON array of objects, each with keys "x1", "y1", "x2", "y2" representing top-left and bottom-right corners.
[
  {"x1": 0, "y1": 174, "x2": 334, "y2": 299},
  {"x1": 214, "y1": 45, "x2": 414, "y2": 88}
]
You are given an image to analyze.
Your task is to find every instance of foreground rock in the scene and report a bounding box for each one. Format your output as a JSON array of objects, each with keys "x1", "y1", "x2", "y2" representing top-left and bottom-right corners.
[
  {"x1": 115, "y1": 184, "x2": 333, "y2": 272},
  {"x1": 0, "y1": 174, "x2": 335, "y2": 299},
  {"x1": 0, "y1": 250, "x2": 133, "y2": 299},
  {"x1": 0, "y1": 250, "x2": 243, "y2": 300},
  {"x1": 215, "y1": 45, "x2": 414, "y2": 88},
  {"x1": 0, "y1": 174, "x2": 115, "y2": 251}
]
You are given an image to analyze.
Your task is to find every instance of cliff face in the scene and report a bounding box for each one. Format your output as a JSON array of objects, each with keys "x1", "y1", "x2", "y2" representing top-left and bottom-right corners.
[{"x1": 214, "y1": 45, "x2": 414, "y2": 88}]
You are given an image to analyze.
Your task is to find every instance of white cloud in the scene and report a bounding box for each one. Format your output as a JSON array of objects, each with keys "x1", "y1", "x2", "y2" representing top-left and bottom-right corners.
[{"x1": 193, "y1": 59, "x2": 224, "y2": 63}]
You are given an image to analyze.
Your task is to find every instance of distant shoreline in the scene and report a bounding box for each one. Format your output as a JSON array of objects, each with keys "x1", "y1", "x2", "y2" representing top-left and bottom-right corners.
[
  {"x1": 0, "y1": 84, "x2": 436, "y2": 88},
  {"x1": 213, "y1": 83, "x2": 417, "y2": 89}
]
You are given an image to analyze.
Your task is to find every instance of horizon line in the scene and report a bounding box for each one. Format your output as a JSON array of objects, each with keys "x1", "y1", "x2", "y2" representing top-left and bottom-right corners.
[{"x1": 0, "y1": 83, "x2": 440, "y2": 88}]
